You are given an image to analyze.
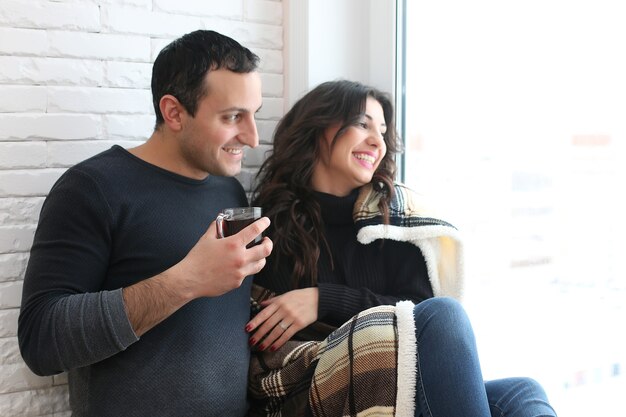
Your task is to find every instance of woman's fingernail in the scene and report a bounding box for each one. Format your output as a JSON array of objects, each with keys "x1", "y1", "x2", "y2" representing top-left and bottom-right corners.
[
  {"x1": 258, "y1": 344, "x2": 265, "y2": 351},
  {"x1": 249, "y1": 338, "x2": 256, "y2": 346},
  {"x1": 245, "y1": 324, "x2": 252, "y2": 332},
  {"x1": 270, "y1": 346, "x2": 277, "y2": 352}
]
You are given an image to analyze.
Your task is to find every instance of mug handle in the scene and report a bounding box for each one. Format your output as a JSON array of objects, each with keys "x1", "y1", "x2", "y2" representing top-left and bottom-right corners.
[{"x1": 216, "y1": 212, "x2": 228, "y2": 239}]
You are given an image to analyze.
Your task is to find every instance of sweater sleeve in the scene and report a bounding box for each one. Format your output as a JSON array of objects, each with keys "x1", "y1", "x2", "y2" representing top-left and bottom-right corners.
[
  {"x1": 317, "y1": 242, "x2": 433, "y2": 326},
  {"x1": 18, "y1": 169, "x2": 138, "y2": 376}
]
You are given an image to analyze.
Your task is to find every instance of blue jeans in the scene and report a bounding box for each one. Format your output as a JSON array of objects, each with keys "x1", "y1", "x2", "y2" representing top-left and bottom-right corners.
[{"x1": 413, "y1": 297, "x2": 557, "y2": 417}]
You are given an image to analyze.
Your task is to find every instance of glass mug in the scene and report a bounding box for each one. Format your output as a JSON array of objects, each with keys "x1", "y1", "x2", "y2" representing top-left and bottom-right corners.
[{"x1": 215, "y1": 207, "x2": 263, "y2": 248}]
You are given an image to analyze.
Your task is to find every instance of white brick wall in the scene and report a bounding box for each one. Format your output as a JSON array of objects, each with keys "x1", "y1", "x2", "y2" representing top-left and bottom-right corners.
[{"x1": 0, "y1": 0, "x2": 284, "y2": 415}]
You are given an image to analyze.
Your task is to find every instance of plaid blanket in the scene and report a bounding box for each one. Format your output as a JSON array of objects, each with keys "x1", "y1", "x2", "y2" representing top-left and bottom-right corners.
[
  {"x1": 248, "y1": 183, "x2": 463, "y2": 416},
  {"x1": 248, "y1": 300, "x2": 417, "y2": 417},
  {"x1": 354, "y1": 183, "x2": 464, "y2": 299}
]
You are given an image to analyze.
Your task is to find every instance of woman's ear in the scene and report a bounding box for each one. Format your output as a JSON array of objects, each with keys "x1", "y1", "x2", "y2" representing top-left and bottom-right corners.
[{"x1": 159, "y1": 94, "x2": 184, "y2": 131}]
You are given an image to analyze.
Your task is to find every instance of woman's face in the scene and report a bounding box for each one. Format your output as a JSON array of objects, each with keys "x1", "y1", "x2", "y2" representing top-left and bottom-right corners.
[{"x1": 311, "y1": 97, "x2": 387, "y2": 196}]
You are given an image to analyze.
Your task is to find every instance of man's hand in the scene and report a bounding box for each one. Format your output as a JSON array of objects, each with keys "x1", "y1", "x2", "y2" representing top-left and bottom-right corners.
[
  {"x1": 123, "y1": 217, "x2": 272, "y2": 336},
  {"x1": 174, "y1": 217, "x2": 272, "y2": 298},
  {"x1": 245, "y1": 287, "x2": 319, "y2": 351}
]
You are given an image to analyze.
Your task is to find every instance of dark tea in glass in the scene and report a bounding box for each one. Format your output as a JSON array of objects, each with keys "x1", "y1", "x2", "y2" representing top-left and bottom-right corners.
[{"x1": 216, "y1": 207, "x2": 262, "y2": 248}]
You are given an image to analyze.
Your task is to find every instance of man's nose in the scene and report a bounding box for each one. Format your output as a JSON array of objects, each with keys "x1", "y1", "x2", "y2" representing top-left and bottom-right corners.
[{"x1": 240, "y1": 115, "x2": 259, "y2": 148}]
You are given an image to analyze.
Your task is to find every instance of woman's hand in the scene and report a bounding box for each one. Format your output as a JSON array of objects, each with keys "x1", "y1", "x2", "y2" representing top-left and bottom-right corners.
[{"x1": 246, "y1": 287, "x2": 319, "y2": 351}]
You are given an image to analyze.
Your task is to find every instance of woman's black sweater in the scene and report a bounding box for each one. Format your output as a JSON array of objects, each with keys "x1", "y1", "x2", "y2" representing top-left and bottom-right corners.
[{"x1": 255, "y1": 188, "x2": 434, "y2": 326}]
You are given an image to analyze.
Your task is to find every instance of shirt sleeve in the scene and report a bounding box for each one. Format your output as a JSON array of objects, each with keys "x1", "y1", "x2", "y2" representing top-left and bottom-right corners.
[
  {"x1": 317, "y1": 241, "x2": 433, "y2": 326},
  {"x1": 18, "y1": 169, "x2": 138, "y2": 376}
]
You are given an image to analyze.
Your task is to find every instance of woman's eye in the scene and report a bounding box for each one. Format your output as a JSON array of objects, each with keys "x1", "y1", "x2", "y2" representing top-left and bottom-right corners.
[{"x1": 225, "y1": 114, "x2": 240, "y2": 122}]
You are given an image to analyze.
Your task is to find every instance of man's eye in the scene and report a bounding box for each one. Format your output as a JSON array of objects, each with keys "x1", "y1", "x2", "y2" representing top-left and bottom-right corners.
[{"x1": 225, "y1": 114, "x2": 240, "y2": 122}]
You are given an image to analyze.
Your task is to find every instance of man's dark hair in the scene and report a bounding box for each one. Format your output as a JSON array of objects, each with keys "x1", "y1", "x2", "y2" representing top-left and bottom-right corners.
[{"x1": 151, "y1": 30, "x2": 260, "y2": 128}]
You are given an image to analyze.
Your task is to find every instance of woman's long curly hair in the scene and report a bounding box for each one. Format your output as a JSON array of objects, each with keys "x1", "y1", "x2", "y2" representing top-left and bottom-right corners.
[{"x1": 252, "y1": 80, "x2": 400, "y2": 288}]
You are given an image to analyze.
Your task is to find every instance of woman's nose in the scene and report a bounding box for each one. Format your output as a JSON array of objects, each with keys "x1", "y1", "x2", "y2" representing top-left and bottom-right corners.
[{"x1": 368, "y1": 130, "x2": 384, "y2": 147}]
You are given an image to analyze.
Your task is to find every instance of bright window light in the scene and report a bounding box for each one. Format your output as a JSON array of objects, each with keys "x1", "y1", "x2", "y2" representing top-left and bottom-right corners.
[{"x1": 401, "y1": 1, "x2": 626, "y2": 415}]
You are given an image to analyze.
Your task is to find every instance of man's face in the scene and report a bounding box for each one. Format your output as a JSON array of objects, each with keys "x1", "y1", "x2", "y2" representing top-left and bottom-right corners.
[{"x1": 178, "y1": 69, "x2": 262, "y2": 177}]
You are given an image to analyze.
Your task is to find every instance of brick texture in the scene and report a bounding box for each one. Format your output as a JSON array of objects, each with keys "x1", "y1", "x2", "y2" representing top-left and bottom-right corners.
[{"x1": 0, "y1": 1, "x2": 285, "y2": 415}]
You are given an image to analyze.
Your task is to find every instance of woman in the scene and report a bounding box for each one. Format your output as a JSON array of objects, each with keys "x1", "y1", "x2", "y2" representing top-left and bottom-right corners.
[{"x1": 246, "y1": 80, "x2": 556, "y2": 417}]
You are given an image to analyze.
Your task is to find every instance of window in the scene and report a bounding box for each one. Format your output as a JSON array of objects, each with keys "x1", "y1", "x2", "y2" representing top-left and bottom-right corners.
[{"x1": 399, "y1": 1, "x2": 626, "y2": 415}]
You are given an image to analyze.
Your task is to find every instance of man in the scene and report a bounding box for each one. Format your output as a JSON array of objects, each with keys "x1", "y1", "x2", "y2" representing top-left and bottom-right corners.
[{"x1": 18, "y1": 30, "x2": 272, "y2": 416}]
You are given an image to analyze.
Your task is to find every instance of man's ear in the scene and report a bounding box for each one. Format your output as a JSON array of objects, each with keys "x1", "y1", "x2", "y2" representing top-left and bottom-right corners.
[{"x1": 159, "y1": 95, "x2": 185, "y2": 131}]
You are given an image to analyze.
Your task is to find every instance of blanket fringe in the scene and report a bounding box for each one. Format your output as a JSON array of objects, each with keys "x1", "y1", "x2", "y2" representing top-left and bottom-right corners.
[{"x1": 394, "y1": 301, "x2": 417, "y2": 417}]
